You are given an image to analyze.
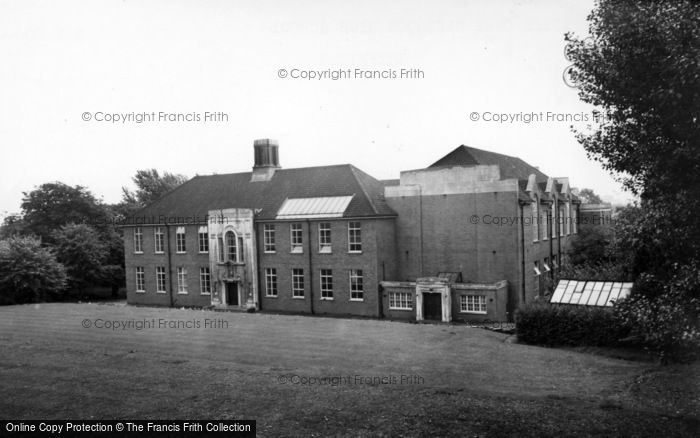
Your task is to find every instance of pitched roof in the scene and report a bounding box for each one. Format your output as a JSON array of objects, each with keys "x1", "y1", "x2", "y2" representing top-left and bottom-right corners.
[
  {"x1": 133, "y1": 164, "x2": 396, "y2": 223},
  {"x1": 429, "y1": 145, "x2": 549, "y2": 183}
]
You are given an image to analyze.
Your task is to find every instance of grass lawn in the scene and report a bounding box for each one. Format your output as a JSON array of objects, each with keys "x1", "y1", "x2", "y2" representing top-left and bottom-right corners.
[{"x1": 0, "y1": 302, "x2": 698, "y2": 437}]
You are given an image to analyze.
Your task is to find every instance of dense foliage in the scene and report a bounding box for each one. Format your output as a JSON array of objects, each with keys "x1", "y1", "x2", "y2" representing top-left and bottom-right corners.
[
  {"x1": 566, "y1": 0, "x2": 700, "y2": 360},
  {"x1": 0, "y1": 236, "x2": 67, "y2": 304},
  {"x1": 515, "y1": 302, "x2": 630, "y2": 347},
  {"x1": 0, "y1": 169, "x2": 186, "y2": 303}
]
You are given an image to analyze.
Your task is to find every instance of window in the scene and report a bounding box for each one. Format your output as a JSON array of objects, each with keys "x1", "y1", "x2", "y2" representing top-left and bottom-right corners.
[
  {"x1": 389, "y1": 292, "x2": 413, "y2": 310},
  {"x1": 154, "y1": 227, "x2": 164, "y2": 253},
  {"x1": 560, "y1": 205, "x2": 566, "y2": 236},
  {"x1": 200, "y1": 267, "x2": 211, "y2": 295},
  {"x1": 572, "y1": 207, "x2": 578, "y2": 234},
  {"x1": 565, "y1": 202, "x2": 571, "y2": 235},
  {"x1": 320, "y1": 269, "x2": 333, "y2": 299},
  {"x1": 263, "y1": 224, "x2": 276, "y2": 253},
  {"x1": 135, "y1": 266, "x2": 145, "y2": 292},
  {"x1": 533, "y1": 261, "x2": 542, "y2": 296},
  {"x1": 176, "y1": 226, "x2": 186, "y2": 253},
  {"x1": 156, "y1": 266, "x2": 166, "y2": 293},
  {"x1": 543, "y1": 257, "x2": 551, "y2": 272},
  {"x1": 319, "y1": 222, "x2": 332, "y2": 253},
  {"x1": 348, "y1": 222, "x2": 362, "y2": 252},
  {"x1": 292, "y1": 268, "x2": 304, "y2": 298},
  {"x1": 290, "y1": 223, "x2": 303, "y2": 253},
  {"x1": 198, "y1": 226, "x2": 209, "y2": 253},
  {"x1": 215, "y1": 234, "x2": 224, "y2": 262},
  {"x1": 460, "y1": 295, "x2": 487, "y2": 314},
  {"x1": 226, "y1": 231, "x2": 239, "y2": 262},
  {"x1": 265, "y1": 268, "x2": 278, "y2": 297},
  {"x1": 133, "y1": 227, "x2": 143, "y2": 253},
  {"x1": 177, "y1": 267, "x2": 188, "y2": 294},
  {"x1": 551, "y1": 204, "x2": 557, "y2": 239},
  {"x1": 532, "y1": 200, "x2": 539, "y2": 242},
  {"x1": 349, "y1": 269, "x2": 364, "y2": 301}
]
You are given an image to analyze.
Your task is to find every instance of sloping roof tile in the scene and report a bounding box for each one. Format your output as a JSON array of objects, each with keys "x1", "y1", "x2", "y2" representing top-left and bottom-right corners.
[
  {"x1": 429, "y1": 145, "x2": 549, "y2": 183},
  {"x1": 132, "y1": 164, "x2": 396, "y2": 223}
]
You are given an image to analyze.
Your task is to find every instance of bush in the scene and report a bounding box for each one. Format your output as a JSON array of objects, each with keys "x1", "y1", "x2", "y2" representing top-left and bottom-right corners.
[
  {"x1": 0, "y1": 235, "x2": 67, "y2": 304},
  {"x1": 515, "y1": 302, "x2": 631, "y2": 347},
  {"x1": 614, "y1": 264, "x2": 700, "y2": 362}
]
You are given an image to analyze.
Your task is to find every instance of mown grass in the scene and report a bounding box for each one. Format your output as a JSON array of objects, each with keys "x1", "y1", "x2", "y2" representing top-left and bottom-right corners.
[{"x1": 0, "y1": 303, "x2": 698, "y2": 437}]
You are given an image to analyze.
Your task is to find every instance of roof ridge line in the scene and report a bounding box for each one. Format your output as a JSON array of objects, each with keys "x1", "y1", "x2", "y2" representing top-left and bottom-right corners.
[{"x1": 349, "y1": 165, "x2": 379, "y2": 215}]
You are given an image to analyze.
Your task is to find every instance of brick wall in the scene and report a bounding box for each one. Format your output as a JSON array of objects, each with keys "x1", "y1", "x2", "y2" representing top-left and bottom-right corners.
[
  {"x1": 257, "y1": 218, "x2": 395, "y2": 317},
  {"x1": 386, "y1": 191, "x2": 521, "y2": 317},
  {"x1": 124, "y1": 224, "x2": 211, "y2": 307}
]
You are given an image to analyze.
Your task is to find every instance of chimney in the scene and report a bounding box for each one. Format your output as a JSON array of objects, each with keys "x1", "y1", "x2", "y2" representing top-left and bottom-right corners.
[{"x1": 251, "y1": 139, "x2": 280, "y2": 182}]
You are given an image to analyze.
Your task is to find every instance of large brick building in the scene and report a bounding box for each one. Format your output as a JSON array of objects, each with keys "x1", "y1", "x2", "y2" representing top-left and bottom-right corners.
[{"x1": 123, "y1": 139, "x2": 579, "y2": 322}]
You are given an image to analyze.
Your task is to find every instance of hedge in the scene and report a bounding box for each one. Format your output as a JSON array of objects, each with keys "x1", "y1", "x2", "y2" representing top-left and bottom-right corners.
[{"x1": 515, "y1": 302, "x2": 631, "y2": 347}]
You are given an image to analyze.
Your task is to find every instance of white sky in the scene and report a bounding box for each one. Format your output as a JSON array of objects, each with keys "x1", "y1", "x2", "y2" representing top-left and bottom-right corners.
[{"x1": 0, "y1": 0, "x2": 635, "y2": 218}]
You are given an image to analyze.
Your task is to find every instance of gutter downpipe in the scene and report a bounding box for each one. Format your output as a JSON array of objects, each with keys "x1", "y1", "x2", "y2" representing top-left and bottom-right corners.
[
  {"x1": 519, "y1": 202, "x2": 526, "y2": 306},
  {"x1": 166, "y1": 224, "x2": 174, "y2": 307},
  {"x1": 306, "y1": 219, "x2": 315, "y2": 315}
]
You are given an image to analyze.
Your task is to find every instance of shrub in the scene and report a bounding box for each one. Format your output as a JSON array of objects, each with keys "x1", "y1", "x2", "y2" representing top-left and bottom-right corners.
[
  {"x1": 0, "y1": 235, "x2": 67, "y2": 304},
  {"x1": 515, "y1": 302, "x2": 631, "y2": 347},
  {"x1": 614, "y1": 264, "x2": 700, "y2": 362}
]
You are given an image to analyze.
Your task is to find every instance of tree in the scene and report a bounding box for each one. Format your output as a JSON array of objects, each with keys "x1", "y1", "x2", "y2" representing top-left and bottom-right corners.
[
  {"x1": 576, "y1": 188, "x2": 603, "y2": 204},
  {"x1": 0, "y1": 235, "x2": 67, "y2": 304},
  {"x1": 20, "y1": 182, "x2": 109, "y2": 244},
  {"x1": 566, "y1": 0, "x2": 700, "y2": 272},
  {"x1": 0, "y1": 213, "x2": 27, "y2": 239},
  {"x1": 51, "y1": 224, "x2": 108, "y2": 297},
  {"x1": 120, "y1": 169, "x2": 188, "y2": 214},
  {"x1": 566, "y1": 0, "x2": 700, "y2": 359}
]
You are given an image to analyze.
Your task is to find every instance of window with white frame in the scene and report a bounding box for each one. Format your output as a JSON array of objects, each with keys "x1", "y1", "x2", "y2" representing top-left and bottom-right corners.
[
  {"x1": 154, "y1": 227, "x2": 164, "y2": 253},
  {"x1": 532, "y1": 199, "x2": 539, "y2": 242},
  {"x1": 320, "y1": 269, "x2": 333, "y2": 299},
  {"x1": 460, "y1": 295, "x2": 487, "y2": 313},
  {"x1": 543, "y1": 257, "x2": 551, "y2": 272},
  {"x1": 292, "y1": 268, "x2": 304, "y2": 298},
  {"x1": 200, "y1": 267, "x2": 211, "y2": 295},
  {"x1": 348, "y1": 222, "x2": 362, "y2": 252},
  {"x1": 176, "y1": 226, "x2": 186, "y2": 253},
  {"x1": 263, "y1": 224, "x2": 276, "y2": 253},
  {"x1": 319, "y1": 222, "x2": 332, "y2": 253},
  {"x1": 565, "y1": 202, "x2": 571, "y2": 235},
  {"x1": 265, "y1": 268, "x2": 278, "y2": 297},
  {"x1": 226, "y1": 231, "x2": 239, "y2": 262},
  {"x1": 134, "y1": 227, "x2": 143, "y2": 253},
  {"x1": 290, "y1": 223, "x2": 303, "y2": 253},
  {"x1": 533, "y1": 261, "x2": 541, "y2": 296},
  {"x1": 135, "y1": 266, "x2": 145, "y2": 292},
  {"x1": 198, "y1": 226, "x2": 209, "y2": 253},
  {"x1": 237, "y1": 236, "x2": 244, "y2": 262},
  {"x1": 156, "y1": 266, "x2": 166, "y2": 293},
  {"x1": 389, "y1": 291, "x2": 413, "y2": 310},
  {"x1": 349, "y1": 269, "x2": 363, "y2": 301},
  {"x1": 572, "y1": 207, "x2": 578, "y2": 234},
  {"x1": 177, "y1": 267, "x2": 188, "y2": 294},
  {"x1": 214, "y1": 234, "x2": 224, "y2": 262}
]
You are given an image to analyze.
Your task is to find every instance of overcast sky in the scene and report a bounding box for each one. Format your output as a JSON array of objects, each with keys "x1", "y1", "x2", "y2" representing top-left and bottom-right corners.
[{"x1": 0, "y1": 0, "x2": 634, "y2": 218}]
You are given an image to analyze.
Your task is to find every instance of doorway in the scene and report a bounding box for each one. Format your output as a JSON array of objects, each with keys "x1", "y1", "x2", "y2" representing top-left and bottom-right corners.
[
  {"x1": 423, "y1": 293, "x2": 442, "y2": 321},
  {"x1": 225, "y1": 282, "x2": 239, "y2": 306}
]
